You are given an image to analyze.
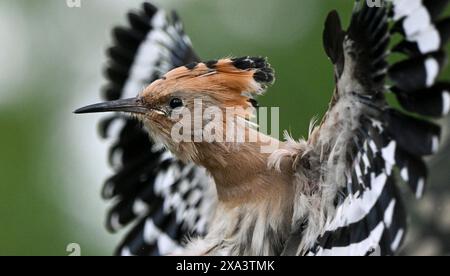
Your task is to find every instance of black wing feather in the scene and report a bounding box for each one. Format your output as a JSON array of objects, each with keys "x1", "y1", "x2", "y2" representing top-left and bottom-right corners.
[
  {"x1": 304, "y1": 0, "x2": 450, "y2": 256},
  {"x1": 99, "y1": 2, "x2": 214, "y2": 256}
]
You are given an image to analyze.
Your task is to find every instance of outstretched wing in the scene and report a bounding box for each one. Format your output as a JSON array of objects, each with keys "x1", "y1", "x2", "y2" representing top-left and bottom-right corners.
[
  {"x1": 100, "y1": 2, "x2": 216, "y2": 256},
  {"x1": 287, "y1": 0, "x2": 450, "y2": 256}
]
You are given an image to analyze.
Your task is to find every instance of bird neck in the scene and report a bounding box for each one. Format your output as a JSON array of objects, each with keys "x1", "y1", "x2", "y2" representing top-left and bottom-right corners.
[{"x1": 195, "y1": 129, "x2": 293, "y2": 205}]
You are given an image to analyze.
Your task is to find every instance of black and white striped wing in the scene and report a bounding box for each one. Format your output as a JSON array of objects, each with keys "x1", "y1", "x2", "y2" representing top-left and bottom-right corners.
[
  {"x1": 100, "y1": 2, "x2": 215, "y2": 256},
  {"x1": 306, "y1": 0, "x2": 450, "y2": 256}
]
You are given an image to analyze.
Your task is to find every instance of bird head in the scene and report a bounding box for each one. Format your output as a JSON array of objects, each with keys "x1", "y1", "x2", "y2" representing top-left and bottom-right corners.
[{"x1": 75, "y1": 57, "x2": 275, "y2": 162}]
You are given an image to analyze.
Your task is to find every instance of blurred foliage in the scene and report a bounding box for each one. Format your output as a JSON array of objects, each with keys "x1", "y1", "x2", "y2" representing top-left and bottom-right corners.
[{"x1": 0, "y1": 0, "x2": 449, "y2": 256}]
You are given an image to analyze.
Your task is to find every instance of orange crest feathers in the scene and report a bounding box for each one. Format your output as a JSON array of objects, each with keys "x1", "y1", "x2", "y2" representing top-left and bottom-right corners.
[{"x1": 147, "y1": 56, "x2": 275, "y2": 109}]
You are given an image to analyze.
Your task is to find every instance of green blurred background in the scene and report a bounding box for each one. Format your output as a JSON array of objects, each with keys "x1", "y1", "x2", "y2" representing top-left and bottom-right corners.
[{"x1": 0, "y1": 0, "x2": 449, "y2": 256}]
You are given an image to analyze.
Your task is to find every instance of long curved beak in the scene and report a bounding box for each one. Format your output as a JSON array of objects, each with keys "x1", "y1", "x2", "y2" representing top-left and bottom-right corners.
[{"x1": 74, "y1": 97, "x2": 148, "y2": 114}]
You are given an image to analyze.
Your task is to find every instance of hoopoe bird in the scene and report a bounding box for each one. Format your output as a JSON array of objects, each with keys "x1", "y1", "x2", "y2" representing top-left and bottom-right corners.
[{"x1": 75, "y1": 0, "x2": 450, "y2": 256}]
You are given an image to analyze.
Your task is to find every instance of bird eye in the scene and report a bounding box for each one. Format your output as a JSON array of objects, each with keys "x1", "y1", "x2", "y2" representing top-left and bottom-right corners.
[{"x1": 169, "y1": 98, "x2": 183, "y2": 109}]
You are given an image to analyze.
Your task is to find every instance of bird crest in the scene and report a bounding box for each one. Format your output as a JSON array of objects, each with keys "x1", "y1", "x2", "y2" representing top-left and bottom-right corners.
[{"x1": 142, "y1": 57, "x2": 275, "y2": 113}]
